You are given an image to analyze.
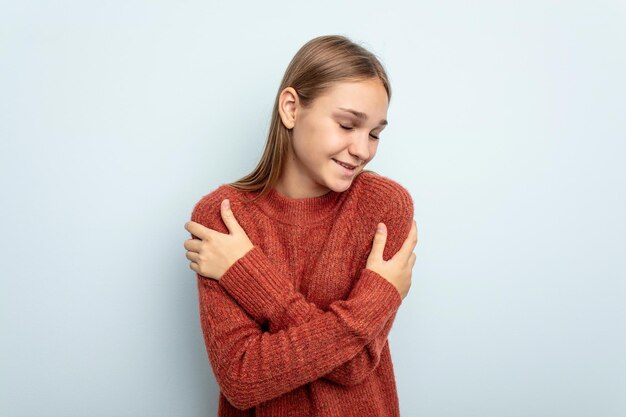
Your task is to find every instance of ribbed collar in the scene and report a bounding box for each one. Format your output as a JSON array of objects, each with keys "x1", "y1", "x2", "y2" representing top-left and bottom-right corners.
[{"x1": 253, "y1": 186, "x2": 344, "y2": 226}]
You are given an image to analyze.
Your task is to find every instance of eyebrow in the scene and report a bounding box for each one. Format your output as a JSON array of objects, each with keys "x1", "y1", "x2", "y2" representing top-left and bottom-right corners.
[{"x1": 337, "y1": 107, "x2": 388, "y2": 127}]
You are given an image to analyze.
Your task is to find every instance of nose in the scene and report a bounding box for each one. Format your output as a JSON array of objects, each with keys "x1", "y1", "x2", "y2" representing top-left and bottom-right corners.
[{"x1": 348, "y1": 132, "x2": 371, "y2": 163}]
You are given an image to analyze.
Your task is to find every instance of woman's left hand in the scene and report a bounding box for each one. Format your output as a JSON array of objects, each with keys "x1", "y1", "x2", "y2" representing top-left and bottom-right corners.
[{"x1": 183, "y1": 199, "x2": 254, "y2": 281}]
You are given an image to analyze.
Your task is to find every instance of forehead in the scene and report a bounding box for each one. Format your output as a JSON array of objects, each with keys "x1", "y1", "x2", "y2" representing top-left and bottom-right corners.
[{"x1": 314, "y1": 79, "x2": 389, "y2": 120}]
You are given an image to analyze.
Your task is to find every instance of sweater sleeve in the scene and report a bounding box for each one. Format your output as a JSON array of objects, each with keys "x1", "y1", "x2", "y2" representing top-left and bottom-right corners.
[
  {"x1": 216, "y1": 186, "x2": 414, "y2": 386},
  {"x1": 195, "y1": 261, "x2": 401, "y2": 410},
  {"x1": 218, "y1": 249, "x2": 399, "y2": 386}
]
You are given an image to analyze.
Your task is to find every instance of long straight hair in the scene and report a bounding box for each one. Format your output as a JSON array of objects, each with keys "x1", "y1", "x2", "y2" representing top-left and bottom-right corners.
[{"x1": 226, "y1": 35, "x2": 392, "y2": 204}]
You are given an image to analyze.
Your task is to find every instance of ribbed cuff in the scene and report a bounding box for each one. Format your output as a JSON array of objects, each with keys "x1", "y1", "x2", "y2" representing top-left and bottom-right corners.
[
  {"x1": 350, "y1": 268, "x2": 403, "y2": 308},
  {"x1": 218, "y1": 245, "x2": 293, "y2": 323},
  {"x1": 335, "y1": 268, "x2": 403, "y2": 341}
]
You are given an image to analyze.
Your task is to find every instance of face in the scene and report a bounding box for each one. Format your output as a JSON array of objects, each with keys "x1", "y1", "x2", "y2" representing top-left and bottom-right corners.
[{"x1": 277, "y1": 78, "x2": 389, "y2": 198}]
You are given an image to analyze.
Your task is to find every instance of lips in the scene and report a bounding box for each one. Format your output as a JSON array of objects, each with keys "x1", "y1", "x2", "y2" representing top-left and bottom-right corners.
[{"x1": 332, "y1": 159, "x2": 357, "y2": 169}]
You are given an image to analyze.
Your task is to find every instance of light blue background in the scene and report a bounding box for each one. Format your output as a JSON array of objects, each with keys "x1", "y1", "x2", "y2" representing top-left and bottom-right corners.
[{"x1": 1, "y1": 1, "x2": 625, "y2": 416}]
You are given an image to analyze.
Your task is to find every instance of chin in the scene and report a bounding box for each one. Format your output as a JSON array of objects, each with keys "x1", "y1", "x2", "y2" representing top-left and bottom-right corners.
[{"x1": 325, "y1": 177, "x2": 355, "y2": 193}]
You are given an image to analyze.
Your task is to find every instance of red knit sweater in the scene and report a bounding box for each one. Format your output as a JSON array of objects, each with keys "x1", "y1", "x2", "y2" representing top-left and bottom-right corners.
[{"x1": 190, "y1": 171, "x2": 414, "y2": 416}]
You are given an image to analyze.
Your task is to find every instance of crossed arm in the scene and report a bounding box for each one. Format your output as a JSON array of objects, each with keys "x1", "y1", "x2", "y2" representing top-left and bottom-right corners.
[{"x1": 190, "y1": 188, "x2": 414, "y2": 409}]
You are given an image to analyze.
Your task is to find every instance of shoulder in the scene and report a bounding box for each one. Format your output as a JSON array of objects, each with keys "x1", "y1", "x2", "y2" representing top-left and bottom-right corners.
[
  {"x1": 353, "y1": 171, "x2": 414, "y2": 216},
  {"x1": 352, "y1": 171, "x2": 415, "y2": 259},
  {"x1": 191, "y1": 184, "x2": 240, "y2": 224}
]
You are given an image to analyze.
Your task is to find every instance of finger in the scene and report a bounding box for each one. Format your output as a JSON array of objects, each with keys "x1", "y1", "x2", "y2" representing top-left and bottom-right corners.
[
  {"x1": 183, "y1": 238, "x2": 204, "y2": 252},
  {"x1": 220, "y1": 199, "x2": 243, "y2": 234},
  {"x1": 415, "y1": 220, "x2": 419, "y2": 243},
  {"x1": 185, "y1": 220, "x2": 212, "y2": 240},
  {"x1": 397, "y1": 221, "x2": 418, "y2": 259},
  {"x1": 185, "y1": 251, "x2": 200, "y2": 262},
  {"x1": 370, "y1": 222, "x2": 387, "y2": 259}
]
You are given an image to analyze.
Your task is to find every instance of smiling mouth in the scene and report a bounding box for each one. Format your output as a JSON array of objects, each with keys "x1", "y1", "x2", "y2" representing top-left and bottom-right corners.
[{"x1": 332, "y1": 159, "x2": 358, "y2": 170}]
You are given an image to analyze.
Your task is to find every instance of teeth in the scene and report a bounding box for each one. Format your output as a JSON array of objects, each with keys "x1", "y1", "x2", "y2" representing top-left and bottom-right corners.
[{"x1": 335, "y1": 159, "x2": 354, "y2": 169}]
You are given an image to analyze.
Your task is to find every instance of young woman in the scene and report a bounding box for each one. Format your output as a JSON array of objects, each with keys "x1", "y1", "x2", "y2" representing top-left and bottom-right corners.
[{"x1": 184, "y1": 35, "x2": 418, "y2": 417}]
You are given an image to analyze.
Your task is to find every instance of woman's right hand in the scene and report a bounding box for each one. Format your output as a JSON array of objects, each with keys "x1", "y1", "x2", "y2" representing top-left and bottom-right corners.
[{"x1": 365, "y1": 220, "x2": 418, "y2": 301}]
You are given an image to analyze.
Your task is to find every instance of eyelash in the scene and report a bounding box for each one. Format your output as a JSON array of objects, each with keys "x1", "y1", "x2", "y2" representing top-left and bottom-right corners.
[{"x1": 339, "y1": 124, "x2": 380, "y2": 140}]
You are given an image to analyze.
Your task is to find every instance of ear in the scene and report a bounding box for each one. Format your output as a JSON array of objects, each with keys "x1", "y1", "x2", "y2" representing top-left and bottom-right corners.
[{"x1": 278, "y1": 86, "x2": 298, "y2": 130}]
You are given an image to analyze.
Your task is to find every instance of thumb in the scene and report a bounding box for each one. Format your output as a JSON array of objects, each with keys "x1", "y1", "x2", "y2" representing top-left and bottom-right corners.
[
  {"x1": 370, "y1": 222, "x2": 387, "y2": 259},
  {"x1": 220, "y1": 199, "x2": 242, "y2": 234}
]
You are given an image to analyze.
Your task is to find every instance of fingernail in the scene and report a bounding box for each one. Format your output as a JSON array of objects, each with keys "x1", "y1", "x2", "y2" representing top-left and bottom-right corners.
[
  {"x1": 377, "y1": 223, "x2": 385, "y2": 233},
  {"x1": 223, "y1": 199, "x2": 230, "y2": 209}
]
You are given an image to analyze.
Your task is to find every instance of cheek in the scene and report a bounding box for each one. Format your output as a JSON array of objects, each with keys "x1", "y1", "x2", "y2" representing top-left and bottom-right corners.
[
  {"x1": 292, "y1": 135, "x2": 325, "y2": 166},
  {"x1": 323, "y1": 128, "x2": 351, "y2": 153},
  {"x1": 368, "y1": 142, "x2": 379, "y2": 159},
  {"x1": 307, "y1": 129, "x2": 343, "y2": 157}
]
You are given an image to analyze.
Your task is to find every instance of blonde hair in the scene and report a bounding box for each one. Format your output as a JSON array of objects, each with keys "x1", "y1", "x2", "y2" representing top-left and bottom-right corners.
[{"x1": 226, "y1": 34, "x2": 391, "y2": 204}]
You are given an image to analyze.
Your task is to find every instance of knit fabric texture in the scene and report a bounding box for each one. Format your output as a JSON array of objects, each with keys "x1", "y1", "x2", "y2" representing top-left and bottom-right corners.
[{"x1": 189, "y1": 171, "x2": 414, "y2": 416}]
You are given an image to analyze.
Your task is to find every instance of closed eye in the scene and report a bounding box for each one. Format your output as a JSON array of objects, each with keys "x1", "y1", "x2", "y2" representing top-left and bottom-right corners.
[{"x1": 339, "y1": 124, "x2": 380, "y2": 140}]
